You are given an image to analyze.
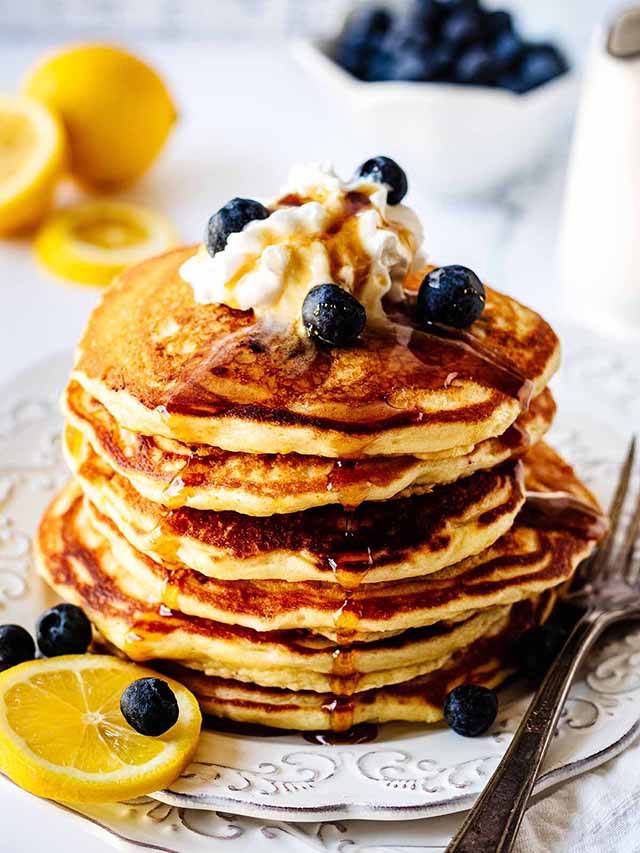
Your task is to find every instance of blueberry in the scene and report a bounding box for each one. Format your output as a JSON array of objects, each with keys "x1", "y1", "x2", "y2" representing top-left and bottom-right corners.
[
  {"x1": 380, "y1": 17, "x2": 432, "y2": 59},
  {"x1": 439, "y1": 0, "x2": 479, "y2": 10},
  {"x1": 356, "y1": 156, "x2": 408, "y2": 205},
  {"x1": 36, "y1": 603, "x2": 92, "y2": 657},
  {"x1": 336, "y1": 7, "x2": 392, "y2": 78},
  {"x1": 407, "y1": 0, "x2": 443, "y2": 35},
  {"x1": 491, "y1": 30, "x2": 524, "y2": 75},
  {"x1": 421, "y1": 43, "x2": 456, "y2": 80},
  {"x1": 364, "y1": 50, "x2": 397, "y2": 82},
  {"x1": 417, "y1": 265, "x2": 486, "y2": 329},
  {"x1": 391, "y1": 43, "x2": 455, "y2": 82},
  {"x1": 385, "y1": 51, "x2": 435, "y2": 82},
  {"x1": 516, "y1": 43, "x2": 568, "y2": 92},
  {"x1": 0, "y1": 625, "x2": 35, "y2": 672},
  {"x1": 485, "y1": 9, "x2": 513, "y2": 37},
  {"x1": 518, "y1": 623, "x2": 568, "y2": 681},
  {"x1": 441, "y1": 8, "x2": 485, "y2": 46},
  {"x1": 206, "y1": 198, "x2": 270, "y2": 257},
  {"x1": 444, "y1": 684, "x2": 498, "y2": 736},
  {"x1": 500, "y1": 43, "x2": 568, "y2": 94},
  {"x1": 120, "y1": 678, "x2": 179, "y2": 737},
  {"x1": 497, "y1": 70, "x2": 528, "y2": 93},
  {"x1": 455, "y1": 46, "x2": 498, "y2": 85},
  {"x1": 302, "y1": 284, "x2": 366, "y2": 347}
]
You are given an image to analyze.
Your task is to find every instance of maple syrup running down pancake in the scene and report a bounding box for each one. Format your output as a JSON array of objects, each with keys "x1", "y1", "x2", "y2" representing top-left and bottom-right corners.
[
  {"x1": 72, "y1": 247, "x2": 560, "y2": 456},
  {"x1": 64, "y1": 380, "x2": 556, "y2": 515}
]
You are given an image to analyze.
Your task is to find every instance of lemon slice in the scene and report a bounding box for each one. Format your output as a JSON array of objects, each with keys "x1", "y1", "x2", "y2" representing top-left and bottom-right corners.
[
  {"x1": 35, "y1": 200, "x2": 178, "y2": 286},
  {"x1": 0, "y1": 655, "x2": 201, "y2": 803},
  {"x1": 0, "y1": 93, "x2": 66, "y2": 234}
]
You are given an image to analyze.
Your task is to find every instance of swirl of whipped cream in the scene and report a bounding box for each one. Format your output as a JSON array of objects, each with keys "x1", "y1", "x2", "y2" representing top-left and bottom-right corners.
[{"x1": 180, "y1": 162, "x2": 424, "y2": 327}]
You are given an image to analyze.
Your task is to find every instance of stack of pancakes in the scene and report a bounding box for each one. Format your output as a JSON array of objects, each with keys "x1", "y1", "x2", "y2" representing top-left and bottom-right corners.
[{"x1": 36, "y1": 247, "x2": 606, "y2": 731}]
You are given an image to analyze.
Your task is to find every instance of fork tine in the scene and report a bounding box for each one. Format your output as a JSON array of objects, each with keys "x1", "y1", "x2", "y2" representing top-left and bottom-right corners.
[
  {"x1": 623, "y1": 481, "x2": 640, "y2": 584},
  {"x1": 583, "y1": 436, "x2": 636, "y2": 582}
]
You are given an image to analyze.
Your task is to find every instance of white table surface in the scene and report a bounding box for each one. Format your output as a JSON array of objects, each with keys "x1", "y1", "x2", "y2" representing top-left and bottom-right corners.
[{"x1": 0, "y1": 29, "x2": 632, "y2": 852}]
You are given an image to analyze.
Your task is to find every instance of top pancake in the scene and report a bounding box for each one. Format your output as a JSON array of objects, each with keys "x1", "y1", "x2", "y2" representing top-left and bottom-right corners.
[{"x1": 72, "y1": 247, "x2": 560, "y2": 458}]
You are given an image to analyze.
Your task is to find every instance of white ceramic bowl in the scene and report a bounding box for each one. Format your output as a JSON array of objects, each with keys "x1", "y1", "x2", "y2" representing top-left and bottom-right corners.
[{"x1": 293, "y1": 37, "x2": 577, "y2": 197}]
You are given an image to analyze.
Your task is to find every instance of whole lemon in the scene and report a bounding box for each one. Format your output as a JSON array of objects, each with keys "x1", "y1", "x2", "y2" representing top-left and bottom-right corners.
[{"x1": 23, "y1": 44, "x2": 177, "y2": 190}]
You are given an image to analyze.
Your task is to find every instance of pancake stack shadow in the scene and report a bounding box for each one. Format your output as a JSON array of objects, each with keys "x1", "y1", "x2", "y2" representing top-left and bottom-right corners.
[{"x1": 35, "y1": 248, "x2": 606, "y2": 732}]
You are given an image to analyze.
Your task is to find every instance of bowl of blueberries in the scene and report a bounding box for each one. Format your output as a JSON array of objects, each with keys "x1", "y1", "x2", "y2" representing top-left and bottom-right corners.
[{"x1": 295, "y1": 0, "x2": 573, "y2": 196}]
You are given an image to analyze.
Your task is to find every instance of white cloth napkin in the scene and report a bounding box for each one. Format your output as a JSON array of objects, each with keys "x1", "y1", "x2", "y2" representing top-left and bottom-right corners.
[{"x1": 514, "y1": 741, "x2": 640, "y2": 853}]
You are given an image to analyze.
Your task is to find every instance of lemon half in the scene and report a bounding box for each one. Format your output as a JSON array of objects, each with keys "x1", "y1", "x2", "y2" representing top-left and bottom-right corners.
[
  {"x1": 0, "y1": 93, "x2": 66, "y2": 234},
  {"x1": 0, "y1": 655, "x2": 201, "y2": 804},
  {"x1": 35, "y1": 199, "x2": 178, "y2": 285}
]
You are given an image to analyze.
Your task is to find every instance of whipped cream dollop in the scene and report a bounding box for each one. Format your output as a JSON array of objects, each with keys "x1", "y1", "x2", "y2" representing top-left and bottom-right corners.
[{"x1": 180, "y1": 162, "x2": 424, "y2": 327}]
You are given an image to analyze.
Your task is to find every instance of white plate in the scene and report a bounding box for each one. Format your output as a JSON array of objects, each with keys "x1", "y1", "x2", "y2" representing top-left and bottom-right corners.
[{"x1": 0, "y1": 333, "x2": 639, "y2": 831}]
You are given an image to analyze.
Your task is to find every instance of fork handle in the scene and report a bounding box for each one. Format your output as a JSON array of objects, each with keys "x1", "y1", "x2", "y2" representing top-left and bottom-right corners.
[{"x1": 446, "y1": 610, "x2": 605, "y2": 853}]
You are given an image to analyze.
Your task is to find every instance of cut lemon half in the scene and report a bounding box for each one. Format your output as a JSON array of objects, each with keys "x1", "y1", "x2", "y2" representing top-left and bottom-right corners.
[
  {"x1": 0, "y1": 93, "x2": 66, "y2": 234},
  {"x1": 35, "y1": 200, "x2": 178, "y2": 285},
  {"x1": 0, "y1": 655, "x2": 201, "y2": 804}
]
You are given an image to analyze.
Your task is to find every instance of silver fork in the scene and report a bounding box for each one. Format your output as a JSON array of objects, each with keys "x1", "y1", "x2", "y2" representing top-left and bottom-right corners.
[{"x1": 446, "y1": 436, "x2": 640, "y2": 853}]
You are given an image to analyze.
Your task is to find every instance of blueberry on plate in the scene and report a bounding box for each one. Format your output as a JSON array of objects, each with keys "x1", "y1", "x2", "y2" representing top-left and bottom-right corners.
[
  {"x1": 36, "y1": 603, "x2": 92, "y2": 657},
  {"x1": 518, "y1": 623, "x2": 568, "y2": 681},
  {"x1": 455, "y1": 46, "x2": 498, "y2": 85},
  {"x1": 0, "y1": 625, "x2": 35, "y2": 672},
  {"x1": 441, "y1": 8, "x2": 485, "y2": 47},
  {"x1": 444, "y1": 684, "x2": 498, "y2": 737},
  {"x1": 491, "y1": 30, "x2": 524, "y2": 75},
  {"x1": 355, "y1": 156, "x2": 408, "y2": 205},
  {"x1": 120, "y1": 677, "x2": 179, "y2": 737},
  {"x1": 206, "y1": 197, "x2": 270, "y2": 257},
  {"x1": 302, "y1": 284, "x2": 366, "y2": 347},
  {"x1": 417, "y1": 265, "x2": 486, "y2": 329}
]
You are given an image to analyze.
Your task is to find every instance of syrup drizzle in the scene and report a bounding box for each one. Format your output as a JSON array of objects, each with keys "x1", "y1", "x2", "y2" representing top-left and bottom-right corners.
[
  {"x1": 522, "y1": 491, "x2": 608, "y2": 540},
  {"x1": 201, "y1": 714, "x2": 378, "y2": 745}
]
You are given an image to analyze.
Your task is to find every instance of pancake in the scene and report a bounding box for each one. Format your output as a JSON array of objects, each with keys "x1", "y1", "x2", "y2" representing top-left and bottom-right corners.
[
  {"x1": 162, "y1": 593, "x2": 554, "y2": 730},
  {"x1": 64, "y1": 424, "x2": 525, "y2": 585},
  {"x1": 83, "y1": 493, "x2": 596, "y2": 638},
  {"x1": 41, "y1": 442, "x2": 602, "y2": 640},
  {"x1": 72, "y1": 247, "x2": 560, "y2": 458},
  {"x1": 64, "y1": 379, "x2": 555, "y2": 514},
  {"x1": 34, "y1": 483, "x2": 548, "y2": 694}
]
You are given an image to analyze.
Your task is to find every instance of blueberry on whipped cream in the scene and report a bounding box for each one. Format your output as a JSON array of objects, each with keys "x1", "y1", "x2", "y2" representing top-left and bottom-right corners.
[
  {"x1": 302, "y1": 283, "x2": 366, "y2": 347},
  {"x1": 355, "y1": 156, "x2": 408, "y2": 205},
  {"x1": 417, "y1": 264, "x2": 486, "y2": 329},
  {"x1": 206, "y1": 197, "x2": 270, "y2": 257},
  {"x1": 180, "y1": 161, "x2": 423, "y2": 332}
]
